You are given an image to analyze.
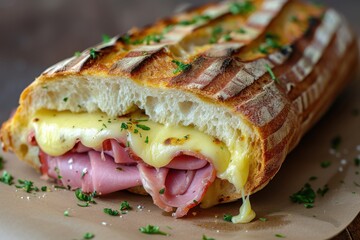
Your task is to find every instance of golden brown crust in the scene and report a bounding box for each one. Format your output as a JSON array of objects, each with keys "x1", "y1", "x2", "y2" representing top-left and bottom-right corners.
[{"x1": 1, "y1": 0, "x2": 358, "y2": 204}]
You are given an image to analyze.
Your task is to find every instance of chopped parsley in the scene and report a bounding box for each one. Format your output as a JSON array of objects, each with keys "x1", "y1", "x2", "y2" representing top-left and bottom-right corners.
[
  {"x1": 133, "y1": 33, "x2": 164, "y2": 45},
  {"x1": 0, "y1": 156, "x2": 4, "y2": 170},
  {"x1": 178, "y1": 15, "x2": 211, "y2": 26},
  {"x1": 103, "y1": 208, "x2": 120, "y2": 216},
  {"x1": 223, "y1": 33, "x2": 232, "y2": 42},
  {"x1": 209, "y1": 26, "x2": 223, "y2": 44},
  {"x1": 331, "y1": 135, "x2": 341, "y2": 151},
  {"x1": 259, "y1": 217, "x2": 267, "y2": 222},
  {"x1": 172, "y1": 60, "x2": 191, "y2": 74},
  {"x1": 41, "y1": 186, "x2": 47, "y2": 192},
  {"x1": 120, "y1": 122, "x2": 128, "y2": 130},
  {"x1": 15, "y1": 179, "x2": 39, "y2": 193},
  {"x1": 0, "y1": 171, "x2": 14, "y2": 185},
  {"x1": 120, "y1": 201, "x2": 132, "y2": 211},
  {"x1": 102, "y1": 34, "x2": 111, "y2": 43},
  {"x1": 354, "y1": 157, "x2": 360, "y2": 167},
  {"x1": 320, "y1": 161, "x2": 331, "y2": 168},
  {"x1": 275, "y1": 234, "x2": 286, "y2": 238},
  {"x1": 75, "y1": 189, "x2": 96, "y2": 207},
  {"x1": 139, "y1": 225, "x2": 168, "y2": 236},
  {"x1": 145, "y1": 136, "x2": 149, "y2": 144},
  {"x1": 229, "y1": 1, "x2": 255, "y2": 15},
  {"x1": 64, "y1": 210, "x2": 69, "y2": 216},
  {"x1": 265, "y1": 64, "x2": 278, "y2": 83},
  {"x1": 236, "y1": 28, "x2": 246, "y2": 34},
  {"x1": 63, "y1": 97, "x2": 68, "y2": 102},
  {"x1": 159, "y1": 188, "x2": 165, "y2": 194},
  {"x1": 54, "y1": 166, "x2": 62, "y2": 179},
  {"x1": 317, "y1": 184, "x2": 329, "y2": 197},
  {"x1": 258, "y1": 33, "x2": 282, "y2": 54},
  {"x1": 290, "y1": 183, "x2": 316, "y2": 208},
  {"x1": 74, "y1": 51, "x2": 82, "y2": 57},
  {"x1": 202, "y1": 235, "x2": 215, "y2": 240},
  {"x1": 83, "y1": 232, "x2": 95, "y2": 239},
  {"x1": 136, "y1": 124, "x2": 150, "y2": 131},
  {"x1": 309, "y1": 176, "x2": 318, "y2": 181},
  {"x1": 223, "y1": 214, "x2": 233, "y2": 222},
  {"x1": 89, "y1": 48, "x2": 98, "y2": 59}
]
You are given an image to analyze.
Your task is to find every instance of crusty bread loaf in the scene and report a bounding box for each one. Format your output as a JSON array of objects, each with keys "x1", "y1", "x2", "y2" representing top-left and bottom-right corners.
[{"x1": 1, "y1": 0, "x2": 358, "y2": 205}]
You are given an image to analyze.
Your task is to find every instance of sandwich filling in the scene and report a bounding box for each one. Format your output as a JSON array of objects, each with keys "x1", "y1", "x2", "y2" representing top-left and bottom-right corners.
[{"x1": 29, "y1": 109, "x2": 255, "y2": 222}]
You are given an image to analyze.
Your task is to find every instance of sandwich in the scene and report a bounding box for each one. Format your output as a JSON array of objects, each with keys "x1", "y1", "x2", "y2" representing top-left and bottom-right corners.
[{"x1": 1, "y1": 0, "x2": 358, "y2": 223}]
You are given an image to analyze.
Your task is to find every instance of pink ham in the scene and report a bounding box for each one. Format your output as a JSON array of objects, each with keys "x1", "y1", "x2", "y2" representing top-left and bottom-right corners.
[{"x1": 35, "y1": 135, "x2": 217, "y2": 218}]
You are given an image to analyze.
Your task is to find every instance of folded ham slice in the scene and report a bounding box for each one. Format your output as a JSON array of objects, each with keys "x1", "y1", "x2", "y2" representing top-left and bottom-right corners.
[{"x1": 38, "y1": 138, "x2": 216, "y2": 217}]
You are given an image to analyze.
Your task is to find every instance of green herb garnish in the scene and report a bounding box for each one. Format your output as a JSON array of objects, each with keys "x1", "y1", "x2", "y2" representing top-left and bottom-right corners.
[
  {"x1": 258, "y1": 33, "x2": 282, "y2": 54},
  {"x1": 139, "y1": 225, "x2": 168, "y2": 236},
  {"x1": 354, "y1": 157, "x2": 360, "y2": 167},
  {"x1": 172, "y1": 60, "x2": 191, "y2": 74},
  {"x1": 89, "y1": 48, "x2": 98, "y2": 59},
  {"x1": 75, "y1": 189, "x2": 96, "y2": 206},
  {"x1": 0, "y1": 156, "x2": 4, "y2": 170},
  {"x1": 309, "y1": 176, "x2": 318, "y2": 181},
  {"x1": 331, "y1": 135, "x2": 341, "y2": 151},
  {"x1": 321, "y1": 161, "x2": 331, "y2": 168},
  {"x1": 259, "y1": 217, "x2": 267, "y2": 222},
  {"x1": 317, "y1": 184, "x2": 329, "y2": 197},
  {"x1": 159, "y1": 188, "x2": 165, "y2": 194},
  {"x1": 178, "y1": 15, "x2": 211, "y2": 26},
  {"x1": 223, "y1": 214, "x2": 233, "y2": 222},
  {"x1": 120, "y1": 122, "x2": 128, "y2": 130},
  {"x1": 63, "y1": 97, "x2": 68, "y2": 102},
  {"x1": 265, "y1": 64, "x2": 279, "y2": 83},
  {"x1": 209, "y1": 26, "x2": 223, "y2": 44},
  {"x1": 145, "y1": 136, "x2": 149, "y2": 144},
  {"x1": 202, "y1": 235, "x2": 215, "y2": 240},
  {"x1": 223, "y1": 34, "x2": 232, "y2": 42},
  {"x1": 275, "y1": 234, "x2": 286, "y2": 238},
  {"x1": 64, "y1": 210, "x2": 69, "y2": 216},
  {"x1": 136, "y1": 124, "x2": 150, "y2": 131},
  {"x1": 15, "y1": 179, "x2": 39, "y2": 193},
  {"x1": 83, "y1": 232, "x2": 95, "y2": 239},
  {"x1": 120, "y1": 201, "x2": 132, "y2": 211},
  {"x1": 102, "y1": 34, "x2": 111, "y2": 43},
  {"x1": 290, "y1": 183, "x2": 316, "y2": 208},
  {"x1": 41, "y1": 186, "x2": 47, "y2": 192},
  {"x1": 103, "y1": 208, "x2": 120, "y2": 216},
  {"x1": 229, "y1": 1, "x2": 255, "y2": 15},
  {"x1": 54, "y1": 166, "x2": 62, "y2": 179},
  {"x1": 0, "y1": 171, "x2": 14, "y2": 185},
  {"x1": 74, "y1": 51, "x2": 82, "y2": 57}
]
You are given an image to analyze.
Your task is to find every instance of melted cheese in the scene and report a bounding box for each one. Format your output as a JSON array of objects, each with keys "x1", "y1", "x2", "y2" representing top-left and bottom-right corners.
[{"x1": 31, "y1": 109, "x2": 255, "y2": 223}]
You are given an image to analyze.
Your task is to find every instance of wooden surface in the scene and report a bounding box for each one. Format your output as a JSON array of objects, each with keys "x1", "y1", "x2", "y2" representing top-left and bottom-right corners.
[{"x1": 0, "y1": 0, "x2": 359, "y2": 238}]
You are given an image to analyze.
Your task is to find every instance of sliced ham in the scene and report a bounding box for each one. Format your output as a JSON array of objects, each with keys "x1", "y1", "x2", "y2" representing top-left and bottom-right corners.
[{"x1": 35, "y1": 136, "x2": 217, "y2": 218}]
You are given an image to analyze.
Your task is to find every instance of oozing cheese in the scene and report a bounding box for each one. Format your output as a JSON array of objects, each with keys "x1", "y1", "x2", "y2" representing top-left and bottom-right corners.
[{"x1": 31, "y1": 109, "x2": 256, "y2": 223}]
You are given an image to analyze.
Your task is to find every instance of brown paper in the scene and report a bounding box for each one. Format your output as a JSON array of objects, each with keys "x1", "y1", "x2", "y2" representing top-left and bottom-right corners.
[{"x1": 0, "y1": 77, "x2": 359, "y2": 240}]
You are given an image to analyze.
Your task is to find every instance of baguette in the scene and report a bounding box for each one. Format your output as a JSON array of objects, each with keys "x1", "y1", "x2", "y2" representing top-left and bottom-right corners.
[{"x1": 1, "y1": 0, "x2": 358, "y2": 222}]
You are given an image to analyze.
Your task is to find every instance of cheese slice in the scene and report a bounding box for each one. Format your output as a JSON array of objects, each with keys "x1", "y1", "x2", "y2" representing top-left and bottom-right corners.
[{"x1": 31, "y1": 109, "x2": 256, "y2": 223}]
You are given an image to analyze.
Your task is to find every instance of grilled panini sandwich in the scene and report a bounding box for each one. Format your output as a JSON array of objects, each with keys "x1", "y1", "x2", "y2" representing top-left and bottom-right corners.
[{"x1": 1, "y1": 0, "x2": 358, "y2": 222}]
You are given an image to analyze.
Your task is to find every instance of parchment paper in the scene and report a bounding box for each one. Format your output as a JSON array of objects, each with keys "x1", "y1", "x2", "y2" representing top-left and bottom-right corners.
[{"x1": 0, "y1": 76, "x2": 359, "y2": 240}]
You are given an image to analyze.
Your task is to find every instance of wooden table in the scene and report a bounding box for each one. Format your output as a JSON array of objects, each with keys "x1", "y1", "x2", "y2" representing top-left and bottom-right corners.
[{"x1": 0, "y1": 1, "x2": 359, "y2": 238}]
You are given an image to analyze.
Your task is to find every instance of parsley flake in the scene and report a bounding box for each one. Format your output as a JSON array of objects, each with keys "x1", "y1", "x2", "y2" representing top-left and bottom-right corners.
[
  {"x1": 41, "y1": 186, "x2": 47, "y2": 192},
  {"x1": 223, "y1": 214, "x2": 233, "y2": 222},
  {"x1": 172, "y1": 60, "x2": 191, "y2": 74},
  {"x1": 159, "y1": 188, "x2": 165, "y2": 194},
  {"x1": 265, "y1": 64, "x2": 278, "y2": 83},
  {"x1": 290, "y1": 183, "x2": 316, "y2": 208},
  {"x1": 209, "y1": 26, "x2": 223, "y2": 44},
  {"x1": 120, "y1": 201, "x2": 132, "y2": 211},
  {"x1": 89, "y1": 48, "x2": 98, "y2": 59},
  {"x1": 0, "y1": 171, "x2": 14, "y2": 185},
  {"x1": 83, "y1": 232, "x2": 95, "y2": 239},
  {"x1": 15, "y1": 179, "x2": 39, "y2": 193},
  {"x1": 145, "y1": 136, "x2": 149, "y2": 144},
  {"x1": 178, "y1": 15, "x2": 211, "y2": 26},
  {"x1": 75, "y1": 189, "x2": 96, "y2": 207},
  {"x1": 259, "y1": 217, "x2": 267, "y2": 222},
  {"x1": 0, "y1": 156, "x2": 4, "y2": 170},
  {"x1": 102, "y1": 34, "x2": 111, "y2": 43},
  {"x1": 229, "y1": 1, "x2": 255, "y2": 15},
  {"x1": 275, "y1": 233, "x2": 286, "y2": 238},
  {"x1": 258, "y1": 33, "x2": 282, "y2": 54},
  {"x1": 63, "y1": 97, "x2": 68, "y2": 102},
  {"x1": 103, "y1": 208, "x2": 120, "y2": 216},
  {"x1": 64, "y1": 210, "x2": 69, "y2": 216},
  {"x1": 120, "y1": 34, "x2": 131, "y2": 45},
  {"x1": 331, "y1": 136, "x2": 341, "y2": 151},
  {"x1": 121, "y1": 122, "x2": 129, "y2": 130},
  {"x1": 321, "y1": 161, "x2": 331, "y2": 168},
  {"x1": 139, "y1": 225, "x2": 168, "y2": 236},
  {"x1": 317, "y1": 184, "x2": 329, "y2": 197},
  {"x1": 136, "y1": 124, "x2": 150, "y2": 131},
  {"x1": 74, "y1": 51, "x2": 82, "y2": 57},
  {"x1": 202, "y1": 235, "x2": 215, "y2": 240},
  {"x1": 354, "y1": 157, "x2": 360, "y2": 167}
]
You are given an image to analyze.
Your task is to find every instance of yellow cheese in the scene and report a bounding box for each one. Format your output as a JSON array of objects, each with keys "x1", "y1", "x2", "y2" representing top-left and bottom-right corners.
[{"x1": 31, "y1": 109, "x2": 255, "y2": 223}]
